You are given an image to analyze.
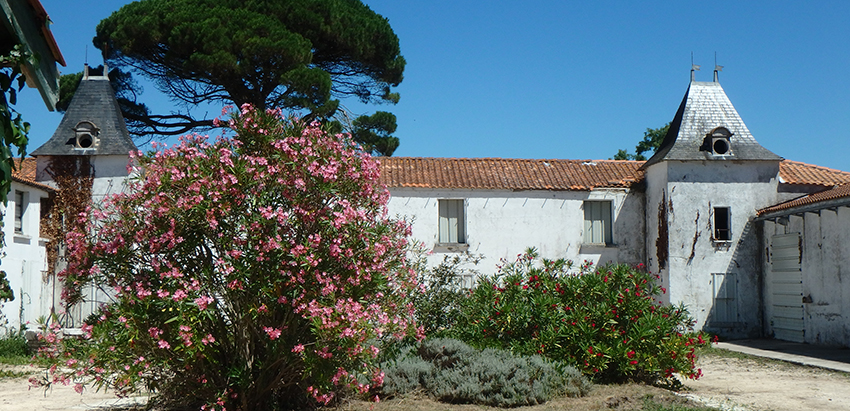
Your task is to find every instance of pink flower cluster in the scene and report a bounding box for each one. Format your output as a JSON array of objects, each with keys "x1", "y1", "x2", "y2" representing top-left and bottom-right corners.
[{"x1": 43, "y1": 105, "x2": 421, "y2": 409}]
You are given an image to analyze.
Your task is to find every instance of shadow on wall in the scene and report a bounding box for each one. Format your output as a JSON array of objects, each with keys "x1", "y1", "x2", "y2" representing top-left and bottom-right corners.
[{"x1": 703, "y1": 220, "x2": 763, "y2": 339}]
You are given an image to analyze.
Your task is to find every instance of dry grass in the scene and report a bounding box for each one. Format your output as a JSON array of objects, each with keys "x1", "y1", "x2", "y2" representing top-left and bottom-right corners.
[{"x1": 333, "y1": 384, "x2": 714, "y2": 411}]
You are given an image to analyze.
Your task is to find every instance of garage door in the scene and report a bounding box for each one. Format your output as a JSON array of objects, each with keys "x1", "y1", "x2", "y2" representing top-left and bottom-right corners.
[{"x1": 770, "y1": 233, "x2": 804, "y2": 343}]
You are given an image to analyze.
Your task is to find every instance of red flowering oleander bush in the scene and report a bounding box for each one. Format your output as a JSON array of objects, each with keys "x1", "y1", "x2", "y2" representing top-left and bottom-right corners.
[
  {"x1": 34, "y1": 106, "x2": 421, "y2": 410},
  {"x1": 453, "y1": 248, "x2": 711, "y2": 384}
]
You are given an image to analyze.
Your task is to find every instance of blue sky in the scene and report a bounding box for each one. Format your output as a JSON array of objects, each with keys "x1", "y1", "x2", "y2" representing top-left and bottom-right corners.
[{"x1": 17, "y1": 1, "x2": 850, "y2": 171}]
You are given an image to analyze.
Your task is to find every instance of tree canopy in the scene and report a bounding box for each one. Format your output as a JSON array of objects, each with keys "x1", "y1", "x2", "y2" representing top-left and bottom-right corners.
[
  {"x1": 613, "y1": 122, "x2": 670, "y2": 161},
  {"x1": 73, "y1": 0, "x2": 406, "y2": 155}
]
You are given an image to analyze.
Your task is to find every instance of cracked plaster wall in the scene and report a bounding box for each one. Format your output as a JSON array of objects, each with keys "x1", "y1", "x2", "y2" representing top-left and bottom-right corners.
[{"x1": 387, "y1": 187, "x2": 645, "y2": 277}]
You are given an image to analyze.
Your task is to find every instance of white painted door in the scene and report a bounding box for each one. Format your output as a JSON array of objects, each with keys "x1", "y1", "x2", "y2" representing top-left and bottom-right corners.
[{"x1": 770, "y1": 233, "x2": 804, "y2": 343}]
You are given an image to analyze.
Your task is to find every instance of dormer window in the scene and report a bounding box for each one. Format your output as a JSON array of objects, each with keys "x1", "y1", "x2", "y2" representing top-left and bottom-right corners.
[
  {"x1": 705, "y1": 127, "x2": 733, "y2": 156},
  {"x1": 72, "y1": 121, "x2": 100, "y2": 149}
]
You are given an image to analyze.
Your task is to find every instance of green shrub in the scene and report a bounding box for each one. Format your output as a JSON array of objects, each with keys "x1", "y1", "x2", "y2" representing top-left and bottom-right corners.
[
  {"x1": 411, "y1": 255, "x2": 479, "y2": 337},
  {"x1": 379, "y1": 347, "x2": 431, "y2": 397},
  {"x1": 452, "y1": 248, "x2": 711, "y2": 384},
  {"x1": 379, "y1": 338, "x2": 590, "y2": 407},
  {"x1": 0, "y1": 331, "x2": 29, "y2": 363}
]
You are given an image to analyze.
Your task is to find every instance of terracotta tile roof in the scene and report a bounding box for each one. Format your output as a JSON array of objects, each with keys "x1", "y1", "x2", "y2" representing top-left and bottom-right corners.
[
  {"x1": 758, "y1": 183, "x2": 850, "y2": 216},
  {"x1": 779, "y1": 160, "x2": 850, "y2": 187},
  {"x1": 378, "y1": 157, "x2": 644, "y2": 191},
  {"x1": 10, "y1": 157, "x2": 54, "y2": 192}
]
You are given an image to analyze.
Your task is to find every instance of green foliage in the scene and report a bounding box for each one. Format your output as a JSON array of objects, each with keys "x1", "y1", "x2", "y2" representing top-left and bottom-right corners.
[
  {"x1": 0, "y1": 271, "x2": 13, "y2": 302},
  {"x1": 613, "y1": 149, "x2": 633, "y2": 161},
  {"x1": 636, "y1": 123, "x2": 671, "y2": 159},
  {"x1": 0, "y1": 369, "x2": 29, "y2": 379},
  {"x1": 91, "y1": 0, "x2": 405, "y2": 140},
  {"x1": 613, "y1": 122, "x2": 671, "y2": 161},
  {"x1": 412, "y1": 255, "x2": 479, "y2": 337},
  {"x1": 0, "y1": 45, "x2": 32, "y2": 205},
  {"x1": 351, "y1": 111, "x2": 400, "y2": 156},
  {"x1": 452, "y1": 249, "x2": 711, "y2": 384},
  {"x1": 380, "y1": 338, "x2": 590, "y2": 407},
  {"x1": 0, "y1": 330, "x2": 29, "y2": 362}
]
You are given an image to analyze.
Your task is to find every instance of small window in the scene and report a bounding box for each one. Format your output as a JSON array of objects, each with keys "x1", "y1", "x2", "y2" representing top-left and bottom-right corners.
[
  {"x1": 714, "y1": 207, "x2": 731, "y2": 241},
  {"x1": 704, "y1": 127, "x2": 733, "y2": 156},
  {"x1": 14, "y1": 190, "x2": 25, "y2": 234},
  {"x1": 73, "y1": 121, "x2": 100, "y2": 149},
  {"x1": 438, "y1": 199, "x2": 465, "y2": 244},
  {"x1": 583, "y1": 201, "x2": 612, "y2": 245}
]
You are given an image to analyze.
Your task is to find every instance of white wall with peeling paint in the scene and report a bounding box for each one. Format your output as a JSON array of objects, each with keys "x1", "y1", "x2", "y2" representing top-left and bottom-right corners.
[
  {"x1": 387, "y1": 188, "x2": 645, "y2": 278},
  {"x1": 645, "y1": 160, "x2": 788, "y2": 338},
  {"x1": 761, "y1": 207, "x2": 850, "y2": 347}
]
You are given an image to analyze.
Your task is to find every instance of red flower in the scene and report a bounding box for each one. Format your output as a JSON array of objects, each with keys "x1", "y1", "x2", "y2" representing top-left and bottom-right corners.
[
  {"x1": 627, "y1": 350, "x2": 635, "y2": 358},
  {"x1": 629, "y1": 360, "x2": 638, "y2": 365}
]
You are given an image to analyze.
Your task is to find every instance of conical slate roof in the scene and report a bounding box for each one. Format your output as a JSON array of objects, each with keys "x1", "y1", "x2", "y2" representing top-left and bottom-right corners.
[
  {"x1": 31, "y1": 74, "x2": 137, "y2": 156},
  {"x1": 642, "y1": 80, "x2": 782, "y2": 169}
]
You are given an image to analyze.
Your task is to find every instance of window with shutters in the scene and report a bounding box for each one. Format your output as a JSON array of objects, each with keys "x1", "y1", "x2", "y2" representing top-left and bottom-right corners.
[
  {"x1": 583, "y1": 201, "x2": 612, "y2": 245},
  {"x1": 438, "y1": 199, "x2": 466, "y2": 244},
  {"x1": 14, "y1": 190, "x2": 25, "y2": 234}
]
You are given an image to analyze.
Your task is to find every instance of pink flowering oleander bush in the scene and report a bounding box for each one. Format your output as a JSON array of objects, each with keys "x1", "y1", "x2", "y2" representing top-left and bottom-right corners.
[
  {"x1": 452, "y1": 248, "x2": 712, "y2": 385},
  {"x1": 34, "y1": 106, "x2": 422, "y2": 410}
]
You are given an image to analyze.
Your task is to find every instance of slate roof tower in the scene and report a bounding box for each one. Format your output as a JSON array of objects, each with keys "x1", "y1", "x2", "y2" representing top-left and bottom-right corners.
[
  {"x1": 642, "y1": 72, "x2": 782, "y2": 169},
  {"x1": 31, "y1": 64, "x2": 137, "y2": 202},
  {"x1": 31, "y1": 65, "x2": 136, "y2": 157},
  {"x1": 642, "y1": 69, "x2": 785, "y2": 339}
]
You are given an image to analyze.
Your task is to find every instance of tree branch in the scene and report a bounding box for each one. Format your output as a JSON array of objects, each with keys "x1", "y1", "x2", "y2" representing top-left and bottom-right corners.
[{"x1": 122, "y1": 110, "x2": 217, "y2": 137}]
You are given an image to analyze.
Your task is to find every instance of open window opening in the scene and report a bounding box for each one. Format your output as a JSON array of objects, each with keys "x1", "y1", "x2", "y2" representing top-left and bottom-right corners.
[
  {"x1": 703, "y1": 126, "x2": 733, "y2": 156},
  {"x1": 713, "y1": 206, "x2": 731, "y2": 241}
]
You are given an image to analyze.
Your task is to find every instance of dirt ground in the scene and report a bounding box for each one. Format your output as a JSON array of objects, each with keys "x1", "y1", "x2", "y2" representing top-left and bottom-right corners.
[
  {"x1": 1, "y1": 352, "x2": 849, "y2": 411},
  {"x1": 0, "y1": 365, "x2": 147, "y2": 411},
  {"x1": 681, "y1": 354, "x2": 850, "y2": 411}
]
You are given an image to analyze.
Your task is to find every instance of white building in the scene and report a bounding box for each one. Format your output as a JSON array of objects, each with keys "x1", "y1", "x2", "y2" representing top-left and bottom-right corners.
[
  {"x1": 1, "y1": 160, "x2": 53, "y2": 334},
  {"x1": 381, "y1": 157, "x2": 646, "y2": 277},
  {"x1": 381, "y1": 72, "x2": 850, "y2": 344},
  {"x1": 9, "y1": 68, "x2": 850, "y2": 347},
  {"x1": 25, "y1": 65, "x2": 137, "y2": 329},
  {"x1": 758, "y1": 183, "x2": 850, "y2": 345}
]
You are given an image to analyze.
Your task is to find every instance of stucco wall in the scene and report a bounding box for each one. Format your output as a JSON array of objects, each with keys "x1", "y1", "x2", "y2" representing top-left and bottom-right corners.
[
  {"x1": 646, "y1": 160, "x2": 783, "y2": 337},
  {"x1": 387, "y1": 188, "x2": 645, "y2": 278},
  {"x1": 762, "y1": 207, "x2": 850, "y2": 347},
  {"x1": 643, "y1": 162, "x2": 668, "y2": 299},
  {"x1": 90, "y1": 155, "x2": 133, "y2": 202},
  {"x1": 1, "y1": 181, "x2": 50, "y2": 334}
]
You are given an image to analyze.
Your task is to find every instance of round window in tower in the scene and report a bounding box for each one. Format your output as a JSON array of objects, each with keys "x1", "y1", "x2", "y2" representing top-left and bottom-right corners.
[
  {"x1": 77, "y1": 133, "x2": 94, "y2": 148},
  {"x1": 712, "y1": 138, "x2": 730, "y2": 155}
]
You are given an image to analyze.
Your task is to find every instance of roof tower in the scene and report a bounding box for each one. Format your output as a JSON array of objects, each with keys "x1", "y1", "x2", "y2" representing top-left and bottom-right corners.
[
  {"x1": 642, "y1": 71, "x2": 781, "y2": 169},
  {"x1": 31, "y1": 64, "x2": 137, "y2": 157}
]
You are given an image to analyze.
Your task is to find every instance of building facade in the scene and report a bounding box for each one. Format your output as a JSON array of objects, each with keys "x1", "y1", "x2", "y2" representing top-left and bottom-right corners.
[
  {"x1": 382, "y1": 75, "x2": 850, "y2": 344},
  {"x1": 1, "y1": 159, "x2": 53, "y2": 333}
]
